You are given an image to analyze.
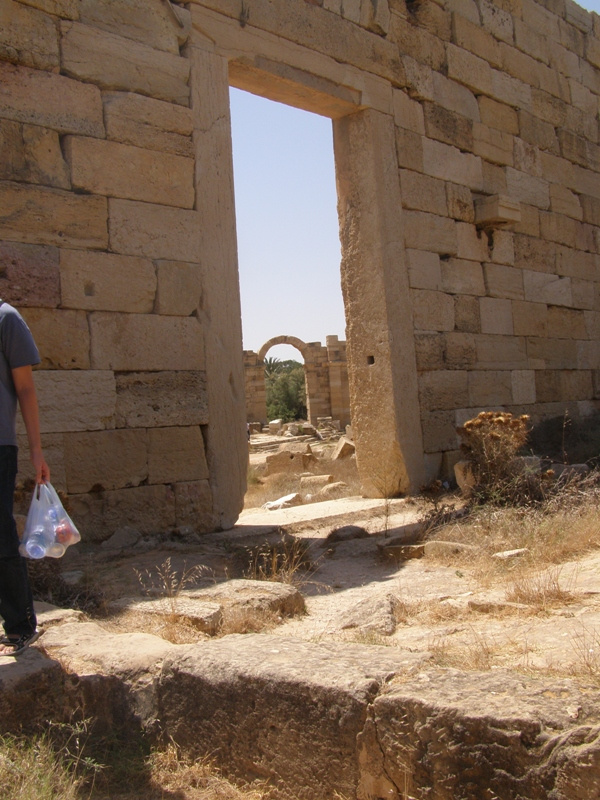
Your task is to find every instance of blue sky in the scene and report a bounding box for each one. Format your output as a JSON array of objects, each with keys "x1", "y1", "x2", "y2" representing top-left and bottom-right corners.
[{"x1": 229, "y1": 0, "x2": 600, "y2": 362}]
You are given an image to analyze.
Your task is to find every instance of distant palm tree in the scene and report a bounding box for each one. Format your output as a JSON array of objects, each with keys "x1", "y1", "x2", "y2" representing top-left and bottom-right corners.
[{"x1": 264, "y1": 357, "x2": 283, "y2": 382}]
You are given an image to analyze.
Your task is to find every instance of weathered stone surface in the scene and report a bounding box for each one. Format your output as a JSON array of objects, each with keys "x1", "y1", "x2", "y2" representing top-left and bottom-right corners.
[
  {"x1": 364, "y1": 670, "x2": 600, "y2": 800},
  {"x1": 109, "y1": 597, "x2": 223, "y2": 635},
  {"x1": 265, "y1": 449, "x2": 316, "y2": 476},
  {"x1": 20, "y1": 308, "x2": 90, "y2": 369},
  {"x1": 109, "y1": 198, "x2": 201, "y2": 262},
  {"x1": 155, "y1": 260, "x2": 203, "y2": 315},
  {"x1": 0, "y1": 241, "x2": 59, "y2": 307},
  {"x1": 332, "y1": 436, "x2": 355, "y2": 459},
  {"x1": 60, "y1": 250, "x2": 156, "y2": 313},
  {"x1": 68, "y1": 483, "x2": 176, "y2": 541},
  {"x1": 479, "y1": 297, "x2": 514, "y2": 335},
  {"x1": 0, "y1": 182, "x2": 108, "y2": 250},
  {"x1": 103, "y1": 91, "x2": 194, "y2": 157},
  {"x1": 17, "y1": 0, "x2": 79, "y2": 17},
  {"x1": 16, "y1": 431, "x2": 66, "y2": 489},
  {"x1": 441, "y1": 258, "x2": 485, "y2": 296},
  {"x1": 403, "y1": 210, "x2": 458, "y2": 255},
  {"x1": 41, "y1": 621, "x2": 173, "y2": 679},
  {"x1": 412, "y1": 289, "x2": 454, "y2": 331},
  {"x1": 89, "y1": 312, "x2": 205, "y2": 372},
  {"x1": 64, "y1": 429, "x2": 149, "y2": 493},
  {"x1": 148, "y1": 426, "x2": 209, "y2": 484},
  {"x1": 300, "y1": 474, "x2": 333, "y2": 495},
  {"x1": 22, "y1": 370, "x2": 116, "y2": 433},
  {"x1": 0, "y1": 62, "x2": 103, "y2": 136},
  {"x1": 0, "y1": 0, "x2": 59, "y2": 71},
  {"x1": 115, "y1": 371, "x2": 208, "y2": 429},
  {"x1": 61, "y1": 21, "x2": 190, "y2": 105},
  {"x1": 158, "y1": 635, "x2": 422, "y2": 798},
  {"x1": 174, "y1": 480, "x2": 214, "y2": 531},
  {"x1": 0, "y1": 120, "x2": 69, "y2": 189},
  {"x1": 79, "y1": 0, "x2": 181, "y2": 54},
  {"x1": 187, "y1": 579, "x2": 305, "y2": 618},
  {"x1": 338, "y1": 593, "x2": 398, "y2": 635},
  {"x1": 419, "y1": 370, "x2": 469, "y2": 411},
  {"x1": 315, "y1": 481, "x2": 349, "y2": 500},
  {"x1": 65, "y1": 137, "x2": 195, "y2": 209}
]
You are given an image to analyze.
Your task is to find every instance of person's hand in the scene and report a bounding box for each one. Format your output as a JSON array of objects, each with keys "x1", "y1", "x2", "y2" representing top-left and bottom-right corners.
[{"x1": 31, "y1": 449, "x2": 50, "y2": 484}]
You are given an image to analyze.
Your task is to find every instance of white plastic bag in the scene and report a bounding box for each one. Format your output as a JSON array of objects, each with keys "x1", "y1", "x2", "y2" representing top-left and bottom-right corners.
[{"x1": 19, "y1": 482, "x2": 81, "y2": 559}]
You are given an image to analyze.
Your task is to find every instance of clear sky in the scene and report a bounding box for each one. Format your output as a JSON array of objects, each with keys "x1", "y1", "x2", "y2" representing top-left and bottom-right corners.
[{"x1": 229, "y1": 0, "x2": 599, "y2": 363}]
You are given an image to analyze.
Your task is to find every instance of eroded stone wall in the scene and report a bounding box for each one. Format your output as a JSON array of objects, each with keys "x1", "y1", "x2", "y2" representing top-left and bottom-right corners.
[{"x1": 2, "y1": 0, "x2": 599, "y2": 522}]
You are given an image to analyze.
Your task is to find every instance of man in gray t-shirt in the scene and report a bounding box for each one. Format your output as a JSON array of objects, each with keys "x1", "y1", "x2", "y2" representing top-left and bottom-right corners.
[{"x1": 0, "y1": 301, "x2": 50, "y2": 656}]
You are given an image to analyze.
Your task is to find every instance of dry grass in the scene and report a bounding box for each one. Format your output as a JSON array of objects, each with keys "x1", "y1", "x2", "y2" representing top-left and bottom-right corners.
[
  {"x1": 504, "y1": 566, "x2": 577, "y2": 611},
  {"x1": 429, "y1": 627, "x2": 500, "y2": 671},
  {"x1": 0, "y1": 725, "x2": 267, "y2": 800},
  {"x1": 218, "y1": 606, "x2": 279, "y2": 636}
]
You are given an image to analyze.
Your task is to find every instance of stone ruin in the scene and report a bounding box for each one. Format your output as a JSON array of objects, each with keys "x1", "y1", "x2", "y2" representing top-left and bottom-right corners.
[
  {"x1": 244, "y1": 334, "x2": 351, "y2": 427},
  {"x1": 1, "y1": 0, "x2": 599, "y2": 537}
]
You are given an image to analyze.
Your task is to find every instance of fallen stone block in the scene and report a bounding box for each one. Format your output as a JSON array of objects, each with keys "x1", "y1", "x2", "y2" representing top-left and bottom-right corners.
[
  {"x1": 338, "y1": 593, "x2": 399, "y2": 636},
  {"x1": 300, "y1": 474, "x2": 333, "y2": 495},
  {"x1": 315, "y1": 481, "x2": 348, "y2": 500},
  {"x1": 264, "y1": 449, "x2": 315, "y2": 477},
  {"x1": 108, "y1": 597, "x2": 223, "y2": 634},
  {"x1": 493, "y1": 547, "x2": 530, "y2": 560},
  {"x1": 423, "y1": 539, "x2": 477, "y2": 558},
  {"x1": 268, "y1": 419, "x2": 283, "y2": 434},
  {"x1": 186, "y1": 578, "x2": 305, "y2": 617},
  {"x1": 332, "y1": 436, "x2": 356, "y2": 460}
]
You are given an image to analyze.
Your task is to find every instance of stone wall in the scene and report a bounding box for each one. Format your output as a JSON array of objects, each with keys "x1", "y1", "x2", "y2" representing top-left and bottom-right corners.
[{"x1": 2, "y1": 0, "x2": 599, "y2": 522}]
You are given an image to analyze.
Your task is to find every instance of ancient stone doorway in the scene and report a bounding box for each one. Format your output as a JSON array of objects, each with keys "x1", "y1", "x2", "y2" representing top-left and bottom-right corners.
[{"x1": 244, "y1": 335, "x2": 350, "y2": 429}]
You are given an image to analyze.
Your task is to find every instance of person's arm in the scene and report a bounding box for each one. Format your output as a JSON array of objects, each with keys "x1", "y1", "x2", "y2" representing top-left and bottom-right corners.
[{"x1": 11, "y1": 364, "x2": 50, "y2": 484}]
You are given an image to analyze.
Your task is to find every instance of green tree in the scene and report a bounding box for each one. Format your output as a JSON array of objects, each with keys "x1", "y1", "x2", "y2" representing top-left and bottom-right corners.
[{"x1": 266, "y1": 360, "x2": 307, "y2": 422}]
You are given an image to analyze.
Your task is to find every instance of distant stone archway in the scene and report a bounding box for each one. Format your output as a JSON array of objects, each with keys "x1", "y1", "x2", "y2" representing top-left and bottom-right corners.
[{"x1": 244, "y1": 335, "x2": 350, "y2": 428}]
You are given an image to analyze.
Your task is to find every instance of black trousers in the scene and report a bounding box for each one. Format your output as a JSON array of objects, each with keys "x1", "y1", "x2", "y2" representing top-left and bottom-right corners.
[{"x1": 0, "y1": 446, "x2": 36, "y2": 636}]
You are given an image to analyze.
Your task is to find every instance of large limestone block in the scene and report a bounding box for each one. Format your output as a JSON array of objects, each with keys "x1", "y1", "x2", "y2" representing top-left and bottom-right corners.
[
  {"x1": 175, "y1": 480, "x2": 214, "y2": 531},
  {"x1": 400, "y1": 169, "x2": 447, "y2": 216},
  {"x1": 479, "y1": 297, "x2": 514, "y2": 334},
  {"x1": 454, "y1": 295, "x2": 481, "y2": 333},
  {"x1": 418, "y1": 370, "x2": 469, "y2": 411},
  {"x1": 65, "y1": 137, "x2": 194, "y2": 209},
  {"x1": 64, "y1": 429, "x2": 149, "y2": 493},
  {"x1": 505, "y1": 168, "x2": 550, "y2": 209},
  {"x1": 490, "y1": 69, "x2": 532, "y2": 110},
  {"x1": 483, "y1": 263, "x2": 524, "y2": 300},
  {"x1": 422, "y1": 137, "x2": 483, "y2": 190},
  {"x1": 523, "y1": 271, "x2": 572, "y2": 306},
  {"x1": 432, "y1": 72, "x2": 479, "y2": 120},
  {"x1": 155, "y1": 260, "x2": 203, "y2": 315},
  {"x1": 264, "y1": 449, "x2": 315, "y2": 476},
  {"x1": 0, "y1": 62, "x2": 103, "y2": 136},
  {"x1": 512, "y1": 301, "x2": 548, "y2": 337},
  {"x1": 68, "y1": 483, "x2": 176, "y2": 540},
  {"x1": 0, "y1": 241, "x2": 59, "y2": 307},
  {"x1": 60, "y1": 250, "x2": 156, "y2": 313},
  {"x1": 423, "y1": 102, "x2": 474, "y2": 152},
  {"x1": 148, "y1": 426, "x2": 209, "y2": 484},
  {"x1": 547, "y1": 307, "x2": 587, "y2": 339},
  {"x1": 90, "y1": 312, "x2": 205, "y2": 372},
  {"x1": 406, "y1": 249, "x2": 442, "y2": 290},
  {"x1": 412, "y1": 289, "x2": 454, "y2": 331},
  {"x1": 447, "y1": 43, "x2": 493, "y2": 95},
  {"x1": 468, "y1": 369, "x2": 513, "y2": 405},
  {"x1": 103, "y1": 91, "x2": 194, "y2": 157},
  {"x1": 476, "y1": 334, "x2": 528, "y2": 369},
  {"x1": 21, "y1": 370, "x2": 116, "y2": 433},
  {"x1": 0, "y1": 0, "x2": 59, "y2": 71},
  {"x1": 479, "y1": 96, "x2": 518, "y2": 134},
  {"x1": 0, "y1": 120, "x2": 69, "y2": 189},
  {"x1": 0, "y1": 182, "x2": 108, "y2": 250},
  {"x1": 60, "y1": 21, "x2": 190, "y2": 105},
  {"x1": 79, "y1": 0, "x2": 181, "y2": 54},
  {"x1": 440, "y1": 258, "x2": 485, "y2": 295},
  {"x1": 20, "y1": 308, "x2": 90, "y2": 369},
  {"x1": 403, "y1": 210, "x2": 458, "y2": 255},
  {"x1": 512, "y1": 369, "x2": 536, "y2": 404},
  {"x1": 446, "y1": 183, "x2": 475, "y2": 222},
  {"x1": 115, "y1": 371, "x2": 208, "y2": 428},
  {"x1": 392, "y1": 88, "x2": 425, "y2": 135},
  {"x1": 159, "y1": 635, "x2": 425, "y2": 800},
  {"x1": 187, "y1": 580, "x2": 305, "y2": 618},
  {"x1": 109, "y1": 198, "x2": 201, "y2": 262}
]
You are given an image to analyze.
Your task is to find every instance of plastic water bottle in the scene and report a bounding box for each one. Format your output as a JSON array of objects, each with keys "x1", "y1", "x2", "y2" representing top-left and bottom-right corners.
[
  {"x1": 46, "y1": 541, "x2": 66, "y2": 558},
  {"x1": 21, "y1": 525, "x2": 53, "y2": 559}
]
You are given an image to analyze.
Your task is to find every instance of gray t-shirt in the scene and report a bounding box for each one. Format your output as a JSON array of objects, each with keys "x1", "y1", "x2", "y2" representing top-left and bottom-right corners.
[{"x1": 0, "y1": 301, "x2": 40, "y2": 446}]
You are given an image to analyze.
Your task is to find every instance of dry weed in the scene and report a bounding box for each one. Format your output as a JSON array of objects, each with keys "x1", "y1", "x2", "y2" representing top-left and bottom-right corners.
[
  {"x1": 99, "y1": 609, "x2": 208, "y2": 645},
  {"x1": 429, "y1": 627, "x2": 499, "y2": 671},
  {"x1": 134, "y1": 558, "x2": 210, "y2": 612},
  {"x1": 505, "y1": 567, "x2": 577, "y2": 611},
  {"x1": 567, "y1": 625, "x2": 600, "y2": 680},
  {"x1": 244, "y1": 536, "x2": 315, "y2": 586},
  {"x1": 218, "y1": 606, "x2": 279, "y2": 636}
]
